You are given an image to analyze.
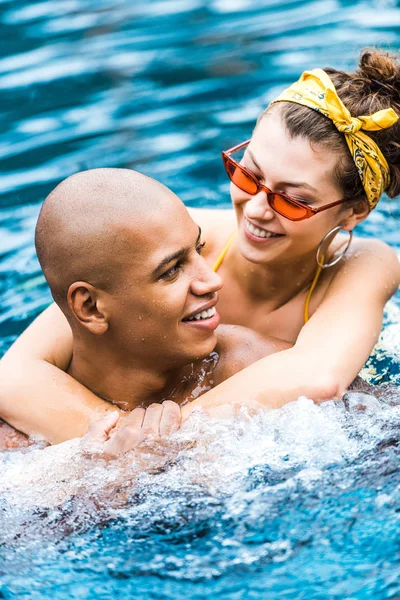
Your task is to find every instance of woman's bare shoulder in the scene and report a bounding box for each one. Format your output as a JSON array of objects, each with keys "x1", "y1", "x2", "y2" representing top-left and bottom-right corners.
[
  {"x1": 350, "y1": 235, "x2": 399, "y2": 258},
  {"x1": 331, "y1": 235, "x2": 400, "y2": 298},
  {"x1": 188, "y1": 207, "x2": 237, "y2": 257},
  {"x1": 349, "y1": 236, "x2": 400, "y2": 277}
]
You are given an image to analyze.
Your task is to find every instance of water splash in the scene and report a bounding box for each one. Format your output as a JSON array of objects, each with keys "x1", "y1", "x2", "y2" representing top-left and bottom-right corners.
[{"x1": 1, "y1": 390, "x2": 399, "y2": 599}]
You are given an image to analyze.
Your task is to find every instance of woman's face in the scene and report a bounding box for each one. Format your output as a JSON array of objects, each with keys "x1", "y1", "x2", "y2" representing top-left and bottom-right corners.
[{"x1": 230, "y1": 110, "x2": 355, "y2": 267}]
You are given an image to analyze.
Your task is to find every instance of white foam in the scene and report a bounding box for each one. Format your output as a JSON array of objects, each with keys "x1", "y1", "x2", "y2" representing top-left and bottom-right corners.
[{"x1": 0, "y1": 391, "x2": 399, "y2": 519}]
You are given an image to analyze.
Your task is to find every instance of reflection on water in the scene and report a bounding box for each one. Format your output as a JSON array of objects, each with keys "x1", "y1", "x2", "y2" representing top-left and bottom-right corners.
[
  {"x1": 0, "y1": 0, "x2": 399, "y2": 351},
  {"x1": 0, "y1": 0, "x2": 399, "y2": 597}
]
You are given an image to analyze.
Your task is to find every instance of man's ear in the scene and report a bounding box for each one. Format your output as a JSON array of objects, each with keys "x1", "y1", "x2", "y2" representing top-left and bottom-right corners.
[
  {"x1": 340, "y1": 199, "x2": 370, "y2": 231},
  {"x1": 67, "y1": 282, "x2": 109, "y2": 335}
]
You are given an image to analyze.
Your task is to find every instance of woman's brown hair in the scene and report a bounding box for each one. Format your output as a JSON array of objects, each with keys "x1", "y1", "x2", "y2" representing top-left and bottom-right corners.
[{"x1": 264, "y1": 49, "x2": 400, "y2": 206}]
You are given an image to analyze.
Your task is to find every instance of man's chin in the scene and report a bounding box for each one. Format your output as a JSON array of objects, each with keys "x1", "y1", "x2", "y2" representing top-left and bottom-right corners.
[{"x1": 184, "y1": 332, "x2": 218, "y2": 363}]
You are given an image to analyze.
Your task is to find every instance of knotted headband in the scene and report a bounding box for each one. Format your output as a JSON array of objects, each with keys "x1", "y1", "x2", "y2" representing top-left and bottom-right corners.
[{"x1": 272, "y1": 68, "x2": 399, "y2": 210}]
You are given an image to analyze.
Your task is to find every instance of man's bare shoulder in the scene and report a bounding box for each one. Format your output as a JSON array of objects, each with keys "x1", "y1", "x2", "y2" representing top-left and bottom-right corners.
[{"x1": 212, "y1": 325, "x2": 291, "y2": 386}]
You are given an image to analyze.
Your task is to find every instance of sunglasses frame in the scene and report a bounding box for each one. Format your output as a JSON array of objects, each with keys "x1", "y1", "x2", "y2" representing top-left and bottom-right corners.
[{"x1": 222, "y1": 140, "x2": 347, "y2": 221}]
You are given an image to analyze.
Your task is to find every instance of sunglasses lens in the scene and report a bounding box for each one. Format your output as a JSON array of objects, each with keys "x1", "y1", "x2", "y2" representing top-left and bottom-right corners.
[
  {"x1": 224, "y1": 157, "x2": 258, "y2": 195},
  {"x1": 223, "y1": 151, "x2": 311, "y2": 221},
  {"x1": 271, "y1": 194, "x2": 309, "y2": 221}
]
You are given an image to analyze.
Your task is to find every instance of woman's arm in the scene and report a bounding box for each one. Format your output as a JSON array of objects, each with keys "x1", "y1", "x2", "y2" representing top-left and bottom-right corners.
[
  {"x1": 182, "y1": 239, "x2": 400, "y2": 417},
  {"x1": 0, "y1": 303, "x2": 120, "y2": 443},
  {"x1": 1, "y1": 239, "x2": 397, "y2": 440},
  {"x1": 293, "y1": 238, "x2": 399, "y2": 389}
]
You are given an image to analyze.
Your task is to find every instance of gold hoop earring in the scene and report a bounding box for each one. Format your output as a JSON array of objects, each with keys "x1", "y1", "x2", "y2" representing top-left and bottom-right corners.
[{"x1": 316, "y1": 226, "x2": 353, "y2": 269}]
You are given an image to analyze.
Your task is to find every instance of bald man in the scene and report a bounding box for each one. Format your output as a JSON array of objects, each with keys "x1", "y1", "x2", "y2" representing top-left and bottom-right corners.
[{"x1": 0, "y1": 168, "x2": 288, "y2": 449}]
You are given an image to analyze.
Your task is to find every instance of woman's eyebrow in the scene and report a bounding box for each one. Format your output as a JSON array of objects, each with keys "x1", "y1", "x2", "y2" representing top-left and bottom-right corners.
[
  {"x1": 247, "y1": 149, "x2": 262, "y2": 172},
  {"x1": 247, "y1": 149, "x2": 318, "y2": 193},
  {"x1": 284, "y1": 181, "x2": 318, "y2": 193}
]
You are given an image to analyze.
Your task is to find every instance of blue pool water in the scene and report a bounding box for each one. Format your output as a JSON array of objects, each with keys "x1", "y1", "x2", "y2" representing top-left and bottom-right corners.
[{"x1": 0, "y1": 0, "x2": 399, "y2": 598}]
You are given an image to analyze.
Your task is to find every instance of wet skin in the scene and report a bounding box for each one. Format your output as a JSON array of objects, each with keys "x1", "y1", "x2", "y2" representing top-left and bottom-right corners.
[{"x1": 194, "y1": 111, "x2": 371, "y2": 342}]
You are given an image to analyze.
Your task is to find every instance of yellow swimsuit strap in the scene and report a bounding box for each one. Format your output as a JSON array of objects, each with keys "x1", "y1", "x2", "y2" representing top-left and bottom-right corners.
[
  {"x1": 212, "y1": 231, "x2": 237, "y2": 272},
  {"x1": 303, "y1": 261, "x2": 323, "y2": 324},
  {"x1": 213, "y1": 232, "x2": 321, "y2": 325}
]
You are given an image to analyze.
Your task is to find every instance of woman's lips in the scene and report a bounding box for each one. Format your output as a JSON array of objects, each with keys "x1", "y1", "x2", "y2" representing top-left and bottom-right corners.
[{"x1": 244, "y1": 218, "x2": 284, "y2": 243}]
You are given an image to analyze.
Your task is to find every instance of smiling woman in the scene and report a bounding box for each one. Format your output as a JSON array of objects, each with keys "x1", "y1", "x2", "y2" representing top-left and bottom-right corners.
[
  {"x1": 186, "y1": 49, "x2": 400, "y2": 402},
  {"x1": 196, "y1": 50, "x2": 400, "y2": 347},
  {"x1": 222, "y1": 139, "x2": 349, "y2": 222},
  {"x1": 0, "y1": 49, "x2": 399, "y2": 439}
]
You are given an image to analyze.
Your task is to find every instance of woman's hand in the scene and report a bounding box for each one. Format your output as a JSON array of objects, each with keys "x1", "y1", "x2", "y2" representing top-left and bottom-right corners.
[{"x1": 81, "y1": 400, "x2": 182, "y2": 458}]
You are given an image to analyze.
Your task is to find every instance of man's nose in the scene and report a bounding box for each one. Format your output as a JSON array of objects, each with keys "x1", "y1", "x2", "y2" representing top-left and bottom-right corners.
[{"x1": 191, "y1": 257, "x2": 223, "y2": 297}]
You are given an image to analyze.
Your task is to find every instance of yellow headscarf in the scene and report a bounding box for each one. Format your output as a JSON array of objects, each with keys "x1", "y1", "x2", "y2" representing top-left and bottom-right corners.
[{"x1": 272, "y1": 68, "x2": 399, "y2": 210}]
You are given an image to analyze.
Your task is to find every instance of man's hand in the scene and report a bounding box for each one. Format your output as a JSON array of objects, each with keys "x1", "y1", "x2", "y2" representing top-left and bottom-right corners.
[{"x1": 81, "y1": 400, "x2": 182, "y2": 458}]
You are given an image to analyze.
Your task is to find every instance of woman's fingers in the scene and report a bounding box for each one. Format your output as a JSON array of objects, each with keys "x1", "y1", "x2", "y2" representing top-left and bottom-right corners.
[
  {"x1": 159, "y1": 400, "x2": 181, "y2": 436},
  {"x1": 84, "y1": 411, "x2": 119, "y2": 443},
  {"x1": 140, "y1": 401, "x2": 182, "y2": 439},
  {"x1": 81, "y1": 411, "x2": 120, "y2": 455},
  {"x1": 82, "y1": 401, "x2": 182, "y2": 459},
  {"x1": 104, "y1": 407, "x2": 145, "y2": 455},
  {"x1": 141, "y1": 403, "x2": 163, "y2": 438},
  {"x1": 108, "y1": 402, "x2": 182, "y2": 455}
]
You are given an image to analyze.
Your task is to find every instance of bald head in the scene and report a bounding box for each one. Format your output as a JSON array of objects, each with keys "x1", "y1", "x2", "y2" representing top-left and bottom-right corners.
[{"x1": 35, "y1": 168, "x2": 182, "y2": 311}]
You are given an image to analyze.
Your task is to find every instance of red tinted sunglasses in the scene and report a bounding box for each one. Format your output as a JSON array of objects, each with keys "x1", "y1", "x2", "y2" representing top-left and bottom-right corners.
[{"x1": 222, "y1": 140, "x2": 347, "y2": 221}]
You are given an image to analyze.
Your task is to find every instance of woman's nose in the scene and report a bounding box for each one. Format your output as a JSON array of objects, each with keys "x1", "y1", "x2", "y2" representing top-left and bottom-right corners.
[
  {"x1": 190, "y1": 258, "x2": 223, "y2": 297},
  {"x1": 245, "y1": 190, "x2": 275, "y2": 220}
]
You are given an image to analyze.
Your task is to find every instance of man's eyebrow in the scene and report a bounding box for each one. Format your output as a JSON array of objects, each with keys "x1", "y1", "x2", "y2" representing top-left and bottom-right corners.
[
  {"x1": 153, "y1": 227, "x2": 202, "y2": 277},
  {"x1": 247, "y1": 149, "x2": 318, "y2": 193}
]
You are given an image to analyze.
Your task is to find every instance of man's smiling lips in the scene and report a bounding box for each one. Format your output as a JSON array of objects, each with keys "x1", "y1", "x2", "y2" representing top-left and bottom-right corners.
[
  {"x1": 182, "y1": 300, "x2": 220, "y2": 330},
  {"x1": 244, "y1": 217, "x2": 284, "y2": 243}
]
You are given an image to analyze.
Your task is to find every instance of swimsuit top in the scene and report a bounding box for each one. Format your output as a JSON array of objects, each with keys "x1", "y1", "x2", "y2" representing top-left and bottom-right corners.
[{"x1": 212, "y1": 232, "x2": 323, "y2": 324}]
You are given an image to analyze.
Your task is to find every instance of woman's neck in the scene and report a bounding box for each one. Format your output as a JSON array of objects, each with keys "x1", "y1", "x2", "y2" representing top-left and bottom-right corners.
[{"x1": 227, "y1": 243, "x2": 318, "y2": 309}]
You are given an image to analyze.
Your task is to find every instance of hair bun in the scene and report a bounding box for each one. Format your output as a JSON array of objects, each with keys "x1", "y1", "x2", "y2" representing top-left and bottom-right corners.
[{"x1": 357, "y1": 49, "x2": 400, "y2": 87}]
